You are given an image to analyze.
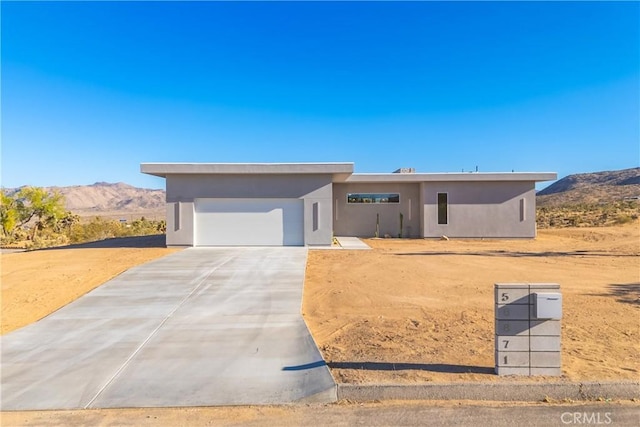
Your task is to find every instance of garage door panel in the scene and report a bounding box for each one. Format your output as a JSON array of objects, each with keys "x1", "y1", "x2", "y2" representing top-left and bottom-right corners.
[
  {"x1": 281, "y1": 204, "x2": 304, "y2": 246},
  {"x1": 195, "y1": 199, "x2": 303, "y2": 246}
]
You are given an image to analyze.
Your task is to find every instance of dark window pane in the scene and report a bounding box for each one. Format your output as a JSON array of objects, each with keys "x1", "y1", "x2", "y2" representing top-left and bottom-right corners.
[
  {"x1": 437, "y1": 193, "x2": 448, "y2": 224},
  {"x1": 347, "y1": 193, "x2": 400, "y2": 204}
]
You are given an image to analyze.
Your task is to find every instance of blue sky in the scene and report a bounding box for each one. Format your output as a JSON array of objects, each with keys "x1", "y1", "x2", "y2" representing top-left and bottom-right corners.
[{"x1": 2, "y1": 1, "x2": 638, "y2": 190}]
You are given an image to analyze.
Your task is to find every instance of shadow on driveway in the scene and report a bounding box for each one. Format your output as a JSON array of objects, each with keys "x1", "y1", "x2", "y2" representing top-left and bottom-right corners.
[
  {"x1": 328, "y1": 361, "x2": 494, "y2": 374},
  {"x1": 43, "y1": 234, "x2": 166, "y2": 249}
]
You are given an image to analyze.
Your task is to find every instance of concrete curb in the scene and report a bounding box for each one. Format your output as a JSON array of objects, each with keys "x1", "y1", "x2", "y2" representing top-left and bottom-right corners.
[{"x1": 337, "y1": 382, "x2": 640, "y2": 402}]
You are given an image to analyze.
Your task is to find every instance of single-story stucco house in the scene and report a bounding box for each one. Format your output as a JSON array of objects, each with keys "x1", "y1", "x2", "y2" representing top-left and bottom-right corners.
[{"x1": 141, "y1": 162, "x2": 556, "y2": 247}]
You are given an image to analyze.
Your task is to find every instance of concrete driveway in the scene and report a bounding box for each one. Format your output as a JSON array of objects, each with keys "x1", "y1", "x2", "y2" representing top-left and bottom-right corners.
[{"x1": 1, "y1": 247, "x2": 336, "y2": 410}]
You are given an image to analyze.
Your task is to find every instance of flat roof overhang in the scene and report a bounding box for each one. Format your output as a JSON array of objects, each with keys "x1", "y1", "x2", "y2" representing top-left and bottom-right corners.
[
  {"x1": 141, "y1": 163, "x2": 556, "y2": 183},
  {"x1": 141, "y1": 162, "x2": 355, "y2": 181},
  {"x1": 345, "y1": 172, "x2": 557, "y2": 183}
]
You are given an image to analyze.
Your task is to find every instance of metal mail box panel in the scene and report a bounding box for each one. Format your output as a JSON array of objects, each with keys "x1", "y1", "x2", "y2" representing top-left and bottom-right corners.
[{"x1": 533, "y1": 292, "x2": 562, "y2": 320}]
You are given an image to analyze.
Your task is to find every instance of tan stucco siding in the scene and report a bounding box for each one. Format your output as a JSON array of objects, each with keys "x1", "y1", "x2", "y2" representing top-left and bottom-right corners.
[
  {"x1": 422, "y1": 181, "x2": 536, "y2": 238},
  {"x1": 332, "y1": 183, "x2": 422, "y2": 238}
]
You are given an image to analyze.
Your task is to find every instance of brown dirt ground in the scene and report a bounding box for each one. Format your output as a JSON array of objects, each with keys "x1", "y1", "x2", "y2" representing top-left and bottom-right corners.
[
  {"x1": 1, "y1": 226, "x2": 638, "y2": 425},
  {"x1": 2, "y1": 226, "x2": 638, "y2": 382},
  {"x1": 1, "y1": 243, "x2": 179, "y2": 334},
  {"x1": 303, "y1": 222, "x2": 640, "y2": 384}
]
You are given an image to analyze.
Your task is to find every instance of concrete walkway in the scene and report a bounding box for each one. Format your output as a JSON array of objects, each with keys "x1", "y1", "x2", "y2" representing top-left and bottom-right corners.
[
  {"x1": 1, "y1": 247, "x2": 336, "y2": 410},
  {"x1": 334, "y1": 237, "x2": 372, "y2": 250}
]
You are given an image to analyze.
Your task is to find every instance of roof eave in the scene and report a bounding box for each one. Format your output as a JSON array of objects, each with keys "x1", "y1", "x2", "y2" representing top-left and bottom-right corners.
[
  {"x1": 345, "y1": 172, "x2": 558, "y2": 183},
  {"x1": 140, "y1": 162, "x2": 355, "y2": 177}
]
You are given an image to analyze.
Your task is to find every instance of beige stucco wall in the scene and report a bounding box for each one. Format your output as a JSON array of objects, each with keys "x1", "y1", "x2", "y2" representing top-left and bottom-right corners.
[
  {"x1": 332, "y1": 183, "x2": 422, "y2": 238},
  {"x1": 144, "y1": 163, "x2": 552, "y2": 245},
  {"x1": 422, "y1": 181, "x2": 537, "y2": 238},
  {"x1": 162, "y1": 172, "x2": 540, "y2": 244},
  {"x1": 164, "y1": 174, "x2": 334, "y2": 246}
]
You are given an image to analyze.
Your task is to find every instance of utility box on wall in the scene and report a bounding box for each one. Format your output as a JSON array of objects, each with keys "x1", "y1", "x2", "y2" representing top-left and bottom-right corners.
[{"x1": 495, "y1": 283, "x2": 562, "y2": 376}]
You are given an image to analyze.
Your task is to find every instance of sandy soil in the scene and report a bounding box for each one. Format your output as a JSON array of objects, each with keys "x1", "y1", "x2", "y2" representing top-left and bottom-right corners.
[
  {"x1": 303, "y1": 223, "x2": 640, "y2": 384},
  {"x1": 1, "y1": 226, "x2": 638, "y2": 425},
  {"x1": 1, "y1": 225, "x2": 637, "y2": 381},
  {"x1": 1, "y1": 237, "x2": 179, "y2": 334}
]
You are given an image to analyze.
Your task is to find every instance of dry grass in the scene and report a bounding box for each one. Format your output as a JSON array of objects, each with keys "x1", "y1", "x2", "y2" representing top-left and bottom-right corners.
[{"x1": 536, "y1": 201, "x2": 638, "y2": 228}]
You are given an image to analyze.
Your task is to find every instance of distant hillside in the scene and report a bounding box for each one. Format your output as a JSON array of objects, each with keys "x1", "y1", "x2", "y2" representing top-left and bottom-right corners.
[
  {"x1": 6, "y1": 182, "x2": 166, "y2": 218},
  {"x1": 537, "y1": 167, "x2": 640, "y2": 207}
]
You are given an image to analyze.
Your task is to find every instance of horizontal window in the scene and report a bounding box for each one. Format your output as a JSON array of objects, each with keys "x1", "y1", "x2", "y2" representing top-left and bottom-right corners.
[{"x1": 347, "y1": 193, "x2": 400, "y2": 204}]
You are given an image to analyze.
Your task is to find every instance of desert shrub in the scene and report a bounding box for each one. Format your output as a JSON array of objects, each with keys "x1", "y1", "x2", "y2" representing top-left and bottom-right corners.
[
  {"x1": 537, "y1": 200, "x2": 639, "y2": 228},
  {"x1": 614, "y1": 214, "x2": 634, "y2": 225},
  {"x1": 70, "y1": 217, "x2": 120, "y2": 243},
  {"x1": 26, "y1": 233, "x2": 69, "y2": 250},
  {"x1": 2, "y1": 185, "x2": 166, "y2": 249},
  {"x1": 68, "y1": 216, "x2": 165, "y2": 244}
]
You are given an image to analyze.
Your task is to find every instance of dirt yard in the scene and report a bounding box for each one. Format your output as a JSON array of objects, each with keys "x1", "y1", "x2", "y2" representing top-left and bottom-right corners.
[
  {"x1": 303, "y1": 223, "x2": 640, "y2": 384},
  {"x1": 1, "y1": 236, "x2": 179, "y2": 334},
  {"x1": 1, "y1": 225, "x2": 638, "y2": 426},
  {"x1": 2, "y1": 226, "x2": 638, "y2": 384}
]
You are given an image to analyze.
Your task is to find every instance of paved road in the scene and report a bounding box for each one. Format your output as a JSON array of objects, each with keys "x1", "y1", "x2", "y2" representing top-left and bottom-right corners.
[
  {"x1": 1, "y1": 247, "x2": 335, "y2": 410},
  {"x1": 2, "y1": 402, "x2": 638, "y2": 426},
  {"x1": 0, "y1": 248, "x2": 26, "y2": 254}
]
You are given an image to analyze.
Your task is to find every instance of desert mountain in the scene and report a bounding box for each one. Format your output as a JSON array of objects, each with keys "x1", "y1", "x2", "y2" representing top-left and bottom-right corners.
[
  {"x1": 537, "y1": 167, "x2": 640, "y2": 207},
  {"x1": 6, "y1": 168, "x2": 639, "y2": 217},
  {"x1": 7, "y1": 182, "x2": 166, "y2": 218},
  {"x1": 56, "y1": 182, "x2": 165, "y2": 217}
]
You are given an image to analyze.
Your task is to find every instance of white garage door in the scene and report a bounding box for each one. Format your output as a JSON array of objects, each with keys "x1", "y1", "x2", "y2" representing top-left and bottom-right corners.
[{"x1": 194, "y1": 198, "x2": 304, "y2": 246}]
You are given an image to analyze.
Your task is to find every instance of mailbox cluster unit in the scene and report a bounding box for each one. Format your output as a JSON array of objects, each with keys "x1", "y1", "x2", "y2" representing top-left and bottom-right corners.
[{"x1": 494, "y1": 283, "x2": 562, "y2": 376}]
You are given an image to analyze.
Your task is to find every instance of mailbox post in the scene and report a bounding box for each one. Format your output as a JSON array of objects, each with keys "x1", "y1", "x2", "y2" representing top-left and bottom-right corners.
[{"x1": 495, "y1": 283, "x2": 562, "y2": 376}]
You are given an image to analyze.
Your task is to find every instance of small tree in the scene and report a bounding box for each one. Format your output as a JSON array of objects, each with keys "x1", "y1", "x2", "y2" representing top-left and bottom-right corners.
[
  {"x1": 0, "y1": 189, "x2": 19, "y2": 239},
  {"x1": 15, "y1": 187, "x2": 66, "y2": 240}
]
